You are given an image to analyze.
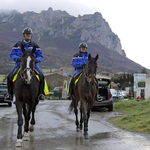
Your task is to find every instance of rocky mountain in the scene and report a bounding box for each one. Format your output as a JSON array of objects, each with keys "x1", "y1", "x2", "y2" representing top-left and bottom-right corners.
[
  {"x1": 0, "y1": 8, "x2": 125, "y2": 55},
  {"x1": 0, "y1": 8, "x2": 148, "y2": 74}
]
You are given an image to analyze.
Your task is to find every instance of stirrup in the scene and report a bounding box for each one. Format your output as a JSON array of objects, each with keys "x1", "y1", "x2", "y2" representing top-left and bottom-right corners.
[{"x1": 38, "y1": 94, "x2": 45, "y2": 100}]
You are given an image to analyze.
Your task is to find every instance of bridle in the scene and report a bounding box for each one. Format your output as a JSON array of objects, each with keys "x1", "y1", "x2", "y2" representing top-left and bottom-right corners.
[
  {"x1": 20, "y1": 67, "x2": 34, "y2": 84},
  {"x1": 85, "y1": 74, "x2": 96, "y2": 84},
  {"x1": 84, "y1": 61, "x2": 96, "y2": 85}
]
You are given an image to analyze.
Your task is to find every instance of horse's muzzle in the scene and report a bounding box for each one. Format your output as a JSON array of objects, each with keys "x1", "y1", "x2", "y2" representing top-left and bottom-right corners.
[
  {"x1": 89, "y1": 74, "x2": 96, "y2": 85},
  {"x1": 21, "y1": 68, "x2": 34, "y2": 84}
]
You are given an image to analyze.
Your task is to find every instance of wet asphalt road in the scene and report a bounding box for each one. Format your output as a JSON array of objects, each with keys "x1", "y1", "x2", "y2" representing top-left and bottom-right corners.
[{"x1": 1, "y1": 100, "x2": 150, "y2": 150}]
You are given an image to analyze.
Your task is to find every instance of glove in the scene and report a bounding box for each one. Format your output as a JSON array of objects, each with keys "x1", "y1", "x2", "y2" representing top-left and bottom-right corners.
[
  {"x1": 35, "y1": 59, "x2": 38, "y2": 63},
  {"x1": 82, "y1": 63, "x2": 86, "y2": 66},
  {"x1": 17, "y1": 57, "x2": 21, "y2": 62}
]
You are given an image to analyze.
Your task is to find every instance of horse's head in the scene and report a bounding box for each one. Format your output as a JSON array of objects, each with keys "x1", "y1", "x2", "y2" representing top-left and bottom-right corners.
[
  {"x1": 20, "y1": 46, "x2": 36, "y2": 84},
  {"x1": 85, "y1": 54, "x2": 98, "y2": 85}
]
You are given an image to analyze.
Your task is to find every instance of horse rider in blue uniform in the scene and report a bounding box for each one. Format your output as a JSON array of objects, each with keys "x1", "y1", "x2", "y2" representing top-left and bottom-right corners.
[
  {"x1": 5, "y1": 27, "x2": 45, "y2": 101},
  {"x1": 67, "y1": 42, "x2": 101, "y2": 100}
]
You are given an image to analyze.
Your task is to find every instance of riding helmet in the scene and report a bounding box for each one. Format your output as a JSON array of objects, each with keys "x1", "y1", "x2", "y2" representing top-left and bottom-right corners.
[
  {"x1": 22, "y1": 27, "x2": 33, "y2": 34},
  {"x1": 79, "y1": 42, "x2": 88, "y2": 49}
]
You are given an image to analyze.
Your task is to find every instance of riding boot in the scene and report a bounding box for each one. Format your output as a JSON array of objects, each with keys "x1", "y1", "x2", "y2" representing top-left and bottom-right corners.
[
  {"x1": 67, "y1": 77, "x2": 74, "y2": 99},
  {"x1": 5, "y1": 75, "x2": 13, "y2": 101}
]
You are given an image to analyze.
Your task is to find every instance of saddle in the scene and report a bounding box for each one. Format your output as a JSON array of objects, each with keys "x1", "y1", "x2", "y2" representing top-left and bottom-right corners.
[
  {"x1": 74, "y1": 71, "x2": 98, "y2": 88},
  {"x1": 12, "y1": 67, "x2": 49, "y2": 96},
  {"x1": 12, "y1": 67, "x2": 40, "y2": 83}
]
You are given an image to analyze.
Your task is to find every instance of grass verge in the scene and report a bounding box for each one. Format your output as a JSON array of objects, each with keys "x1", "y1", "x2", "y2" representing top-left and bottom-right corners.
[{"x1": 110, "y1": 99, "x2": 150, "y2": 134}]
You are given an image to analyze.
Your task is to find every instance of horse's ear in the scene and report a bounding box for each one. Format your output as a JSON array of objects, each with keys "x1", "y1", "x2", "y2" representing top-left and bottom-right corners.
[
  {"x1": 88, "y1": 53, "x2": 91, "y2": 60},
  {"x1": 20, "y1": 43, "x2": 25, "y2": 53},
  {"x1": 95, "y1": 54, "x2": 99, "y2": 61},
  {"x1": 32, "y1": 46, "x2": 36, "y2": 53}
]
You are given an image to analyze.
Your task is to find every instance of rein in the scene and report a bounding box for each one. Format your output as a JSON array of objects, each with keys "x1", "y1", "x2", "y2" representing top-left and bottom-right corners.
[
  {"x1": 85, "y1": 74, "x2": 96, "y2": 85},
  {"x1": 84, "y1": 64, "x2": 96, "y2": 85}
]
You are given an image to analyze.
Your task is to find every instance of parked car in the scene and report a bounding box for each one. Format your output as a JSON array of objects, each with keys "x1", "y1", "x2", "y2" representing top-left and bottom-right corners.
[
  {"x1": 110, "y1": 89, "x2": 124, "y2": 100},
  {"x1": 52, "y1": 86, "x2": 63, "y2": 91},
  {"x1": 120, "y1": 90, "x2": 127, "y2": 99},
  {"x1": 93, "y1": 78, "x2": 113, "y2": 111},
  {"x1": 0, "y1": 82, "x2": 12, "y2": 107}
]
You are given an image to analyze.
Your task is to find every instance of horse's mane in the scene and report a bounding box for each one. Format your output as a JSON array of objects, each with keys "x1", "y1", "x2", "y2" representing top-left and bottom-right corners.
[
  {"x1": 22, "y1": 49, "x2": 35, "y2": 58},
  {"x1": 87, "y1": 58, "x2": 97, "y2": 65}
]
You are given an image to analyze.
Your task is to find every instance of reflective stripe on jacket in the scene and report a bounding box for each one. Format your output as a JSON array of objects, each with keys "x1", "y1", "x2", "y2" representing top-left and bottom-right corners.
[{"x1": 10, "y1": 40, "x2": 43, "y2": 63}]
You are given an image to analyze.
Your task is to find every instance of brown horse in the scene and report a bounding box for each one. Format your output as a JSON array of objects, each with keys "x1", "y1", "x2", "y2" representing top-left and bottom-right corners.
[{"x1": 69, "y1": 53, "x2": 98, "y2": 139}]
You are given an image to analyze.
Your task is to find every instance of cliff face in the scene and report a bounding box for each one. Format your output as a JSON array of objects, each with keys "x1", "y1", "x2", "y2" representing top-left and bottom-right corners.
[
  {"x1": 70, "y1": 12, "x2": 125, "y2": 56},
  {"x1": 0, "y1": 7, "x2": 125, "y2": 56}
]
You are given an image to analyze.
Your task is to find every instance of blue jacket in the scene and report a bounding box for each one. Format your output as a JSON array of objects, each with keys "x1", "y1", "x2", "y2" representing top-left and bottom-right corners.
[
  {"x1": 10, "y1": 40, "x2": 43, "y2": 69},
  {"x1": 72, "y1": 51, "x2": 88, "y2": 76}
]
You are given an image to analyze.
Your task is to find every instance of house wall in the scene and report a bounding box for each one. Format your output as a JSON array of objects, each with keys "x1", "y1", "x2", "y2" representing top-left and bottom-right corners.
[
  {"x1": 45, "y1": 73, "x2": 70, "y2": 89},
  {"x1": 134, "y1": 75, "x2": 150, "y2": 99},
  {"x1": 145, "y1": 75, "x2": 150, "y2": 99}
]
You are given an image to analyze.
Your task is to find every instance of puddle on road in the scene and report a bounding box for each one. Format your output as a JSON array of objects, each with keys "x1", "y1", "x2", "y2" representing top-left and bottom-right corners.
[{"x1": 90, "y1": 132, "x2": 113, "y2": 140}]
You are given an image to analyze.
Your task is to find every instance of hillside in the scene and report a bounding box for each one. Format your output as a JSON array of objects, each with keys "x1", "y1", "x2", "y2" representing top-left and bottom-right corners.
[
  {"x1": 0, "y1": 37, "x2": 146, "y2": 75},
  {"x1": 0, "y1": 8, "x2": 148, "y2": 74}
]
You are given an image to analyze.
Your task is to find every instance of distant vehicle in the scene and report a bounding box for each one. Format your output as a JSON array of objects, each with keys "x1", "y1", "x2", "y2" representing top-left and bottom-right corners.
[
  {"x1": 120, "y1": 90, "x2": 127, "y2": 98},
  {"x1": 110, "y1": 89, "x2": 124, "y2": 100},
  {"x1": 52, "y1": 86, "x2": 63, "y2": 91},
  {"x1": 0, "y1": 82, "x2": 12, "y2": 107},
  {"x1": 93, "y1": 78, "x2": 113, "y2": 111}
]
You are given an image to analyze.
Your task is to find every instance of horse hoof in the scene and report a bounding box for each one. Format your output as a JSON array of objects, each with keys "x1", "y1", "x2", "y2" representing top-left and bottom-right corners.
[
  {"x1": 15, "y1": 139, "x2": 23, "y2": 147},
  {"x1": 80, "y1": 126, "x2": 82, "y2": 130},
  {"x1": 29, "y1": 124, "x2": 34, "y2": 132},
  {"x1": 84, "y1": 134, "x2": 89, "y2": 139},
  {"x1": 23, "y1": 132, "x2": 30, "y2": 141}
]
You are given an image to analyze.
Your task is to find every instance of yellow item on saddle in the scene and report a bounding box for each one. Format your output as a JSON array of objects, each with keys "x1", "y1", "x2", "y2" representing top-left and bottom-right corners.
[
  {"x1": 12, "y1": 68, "x2": 20, "y2": 83},
  {"x1": 67, "y1": 72, "x2": 83, "y2": 93},
  {"x1": 74, "y1": 73, "x2": 83, "y2": 85},
  {"x1": 12, "y1": 68, "x2": 49, "y2": 96},
  {"x1": 44, "y1": 80, "x2": 49, "y2": 96}
]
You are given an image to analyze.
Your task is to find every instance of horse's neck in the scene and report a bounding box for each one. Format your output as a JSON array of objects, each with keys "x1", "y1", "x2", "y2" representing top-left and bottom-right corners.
[{"x1": 82, "y1": 71, "x2": 89, "y2": 85}]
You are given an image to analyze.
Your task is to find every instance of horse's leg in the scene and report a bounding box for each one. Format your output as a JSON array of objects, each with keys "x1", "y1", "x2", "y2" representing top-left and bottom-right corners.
[
  {"x1": 82, "y1": 100, "x2": 89, "y2": 139},
  {"x1": 22, "y1": 103, "x2": 30, "y2": 141},
  {"x1": 86, "y1": 104, "x2": 91, "y2": 130},
  {"x1": 23, "y1": 104, "x2": 32, "y2": 141},
  {"x1": 73, "y1": 98, "x2": 79, "y2": 131},
  {"x1": 79, "y1": 106, "x2": 83, "y2": 130},
  {"x1": 85, "y1": 101, "x2": 94, "y2": 138},
  {"x1": 23, "y1": 103, "x2": 27, "y2": 119},
  {"x1": 87, "y1": 102, "x2": 93, "y2": 123},
  {"x1": 15, "y1": 100, "x2": 23, "y2": 147},
  {"x1": 29, "y1": 102, "x2": 38, "y2": 132}
]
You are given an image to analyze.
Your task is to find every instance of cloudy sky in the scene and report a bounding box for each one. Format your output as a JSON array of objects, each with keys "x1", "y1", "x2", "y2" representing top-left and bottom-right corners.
[{"x1": 1, "y1": 0, "x2": 150, "y2": 69}]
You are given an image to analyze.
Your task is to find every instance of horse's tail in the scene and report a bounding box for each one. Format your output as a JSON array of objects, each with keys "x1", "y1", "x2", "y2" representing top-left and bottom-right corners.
[{"x1": 68, "y1": 100, "x2": 74, "y2": 114}]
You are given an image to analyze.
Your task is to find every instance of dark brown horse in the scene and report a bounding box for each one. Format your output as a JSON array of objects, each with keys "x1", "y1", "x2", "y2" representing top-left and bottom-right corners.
[
  {"x1": 69, "y1": 54, "x2": 98, "y2": 139},
  {"x1": 14, "y1": 46, "x2": 39, "y2": 147}
]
